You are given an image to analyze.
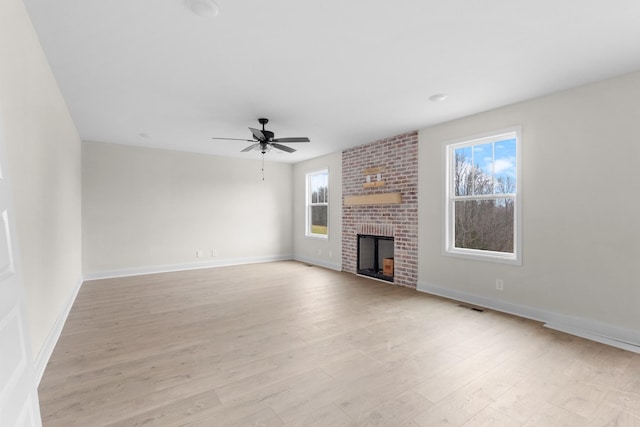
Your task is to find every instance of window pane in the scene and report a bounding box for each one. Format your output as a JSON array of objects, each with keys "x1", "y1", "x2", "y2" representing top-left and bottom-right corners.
[
  {"x1": 309, "y1": 172, "x2": 328, "y2": 203},
  {"x1": 473, "y1": 142, "x2": 494, "y2": 195},
  {"x1": 454, "y1": 146, "x2": 473, "y2": 196},
  {"x1": 306, "y1": 169, "x2": 329, "y2": 237},
  {"x1": 318, "y1": 184, "x2": 327, "y2": 203},
  {"x1": 454, "y1": 199, "x2": 514, "y2": 253},
  {"x1": 310, "y1": 205, "x2": 328, "y2": 235},
  {"x1": 494, "y1": 138, "x2": 517, "y2": 194}
]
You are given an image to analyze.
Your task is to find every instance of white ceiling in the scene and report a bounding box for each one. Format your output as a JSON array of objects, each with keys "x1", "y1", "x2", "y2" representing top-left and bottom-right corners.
[{"x1": 23, "y1": 0, "x2": 640, "y2": 163}]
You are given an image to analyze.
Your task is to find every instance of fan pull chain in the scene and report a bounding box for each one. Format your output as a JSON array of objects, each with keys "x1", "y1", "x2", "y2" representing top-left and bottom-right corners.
[{"x1": 261, "y1": 153, "x2": 265, "y2": 181}]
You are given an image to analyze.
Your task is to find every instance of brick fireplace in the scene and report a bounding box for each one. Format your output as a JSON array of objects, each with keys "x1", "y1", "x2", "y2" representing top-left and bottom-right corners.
[{"x1": 342, "y1": 131, "x2": 418, "y2": 288}]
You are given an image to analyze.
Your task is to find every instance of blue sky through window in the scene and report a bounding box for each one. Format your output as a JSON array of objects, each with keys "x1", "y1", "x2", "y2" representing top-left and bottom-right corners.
[{"x1": 455, "y1": 137, "x2": 516, "y2": 195}]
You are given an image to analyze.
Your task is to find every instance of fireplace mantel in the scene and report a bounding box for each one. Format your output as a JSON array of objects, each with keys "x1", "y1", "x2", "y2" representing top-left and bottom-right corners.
[{"x1": 344, "y1": 192, "x2": 401, "y2": 206}]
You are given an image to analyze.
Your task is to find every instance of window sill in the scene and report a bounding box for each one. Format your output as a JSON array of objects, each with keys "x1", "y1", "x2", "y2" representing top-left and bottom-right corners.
[
  {"x1": 305, "y1": 234, "x2": 329, "y2": 240},
  {"x1": 444, "y1": 248, "x2": 521, "y2": 266}
]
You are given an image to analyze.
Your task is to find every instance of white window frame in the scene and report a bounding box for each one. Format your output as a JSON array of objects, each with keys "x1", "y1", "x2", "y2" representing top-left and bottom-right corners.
[
  {"x1": 443, "y1": 127, "x2": 522, "y2": 265},
  {"x1": 306, "y1": 168, "x2": 329, "y2": 239}
]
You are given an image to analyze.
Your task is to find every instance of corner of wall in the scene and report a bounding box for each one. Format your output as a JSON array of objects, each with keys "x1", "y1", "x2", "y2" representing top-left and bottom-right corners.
[{"x1": 34, "y1": 275, "x2": 84, "y2": 384}]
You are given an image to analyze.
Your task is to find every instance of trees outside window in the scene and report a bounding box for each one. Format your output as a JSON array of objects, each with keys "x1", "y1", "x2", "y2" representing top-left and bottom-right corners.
[
  {"x1": 307, "y1": 169, "x2": 328, "y2": 237},
  {"x1": 445, "y1": 129, "x2": 521, "y2": 264}
]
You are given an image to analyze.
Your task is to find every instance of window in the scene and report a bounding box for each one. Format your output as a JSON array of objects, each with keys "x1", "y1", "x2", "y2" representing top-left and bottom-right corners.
[
  {"x1": 306, "y1": 169, "x2": 329, "y2": 237},
  {"x1": 445, "y1": 128, "x2": 521, "y2": 264}
]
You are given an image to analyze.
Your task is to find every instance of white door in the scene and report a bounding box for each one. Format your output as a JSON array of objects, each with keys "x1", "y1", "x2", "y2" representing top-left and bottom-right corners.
[{"x1": 0, "y1": 122, "x2": 41, "y2": 426}]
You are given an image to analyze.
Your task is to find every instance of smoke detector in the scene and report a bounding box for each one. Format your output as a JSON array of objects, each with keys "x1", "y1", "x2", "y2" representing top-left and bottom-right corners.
[{"x1": 184, "y1": 0, "x2": 220, "y2": 17}]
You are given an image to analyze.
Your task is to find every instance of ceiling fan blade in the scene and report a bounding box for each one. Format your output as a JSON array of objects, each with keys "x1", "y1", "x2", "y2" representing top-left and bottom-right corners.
[
  {"x1": 272, "y1": 143, "x2": 296, "y2": 153},
  {"x1": 241, "y1": 143, "x2": 260, "y2": 152},
  {"x1": 211, "y1": 137, "x2": 254, "y2": 142},
  {"x1": 271, "y1": 137, "x2": 310, "y2": 143},
  {"x1": 249, "y1": 127, "x2": 266, "y2": 141}
]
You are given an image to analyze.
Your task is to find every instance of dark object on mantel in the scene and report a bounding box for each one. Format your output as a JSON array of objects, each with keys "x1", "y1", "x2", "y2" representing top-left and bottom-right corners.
[{"x1": 357, "y1": 234, "x2": 394, "y2": 283}]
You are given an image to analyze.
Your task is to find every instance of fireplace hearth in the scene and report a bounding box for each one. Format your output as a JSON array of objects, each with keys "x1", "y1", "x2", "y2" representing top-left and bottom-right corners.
[{"x1": 357, "y1": 234, "x2": 394, "y2": 282}]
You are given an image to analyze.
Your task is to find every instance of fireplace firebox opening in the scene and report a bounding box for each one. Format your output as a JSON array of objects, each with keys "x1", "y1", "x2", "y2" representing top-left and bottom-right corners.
[{"x1": 357, "y1": 234, "x2": 394, "y2": 282}]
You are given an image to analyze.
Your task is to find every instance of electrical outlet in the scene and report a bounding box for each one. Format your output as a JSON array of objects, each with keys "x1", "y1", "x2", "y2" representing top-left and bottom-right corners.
[
  {"x1": 496, "y1": 279, "x2": 504, "y2": 291},
  {"x1": 196, "y1": 250, "x2": 204, "y2": 258},
  {"x1": 212, "y1": 249, "x2": 218, "y2": 257}
]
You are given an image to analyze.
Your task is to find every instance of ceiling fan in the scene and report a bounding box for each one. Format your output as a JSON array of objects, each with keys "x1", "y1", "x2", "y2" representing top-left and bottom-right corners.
[{"x1": 212, "y1": 118, "x2": 310, "y2": 154}]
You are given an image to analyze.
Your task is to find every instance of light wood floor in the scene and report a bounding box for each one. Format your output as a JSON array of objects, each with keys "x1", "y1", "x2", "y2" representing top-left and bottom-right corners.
[{"x1": 39, "y1": 261, "x2": 640, "y2": 426}]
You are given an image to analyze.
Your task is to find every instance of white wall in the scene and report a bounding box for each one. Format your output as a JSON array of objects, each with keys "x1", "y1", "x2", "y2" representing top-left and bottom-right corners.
[
  {"x1": 83, "y1": 142, "x2": 293, "y2": 276},
  {"x1": 0, "y1": 0, "x2": 82, "y2": 365},
  {"x1": 292, "y1": 152, "x2": 342, "y2": 270},
  {"x1": 418, "y1": 71, "x2": 640, "y2": 346}
]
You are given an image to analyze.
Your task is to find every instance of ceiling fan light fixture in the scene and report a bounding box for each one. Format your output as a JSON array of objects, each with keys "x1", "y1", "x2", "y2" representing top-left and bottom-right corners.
[{"x1": 184, "y1": 0, "x2": 220, "y2": 17}]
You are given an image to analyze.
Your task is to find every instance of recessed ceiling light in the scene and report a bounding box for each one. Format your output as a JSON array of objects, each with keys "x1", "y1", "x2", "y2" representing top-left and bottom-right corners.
[
  {"x1": 138, "y1": 132, "x2": 151, "y2": 138},
  {"x1": 429, "y1": 93, "x2": 448, "y2": 102},
  {"x1": 184, "y1": 0, "x2": 220, "y2": 17}
]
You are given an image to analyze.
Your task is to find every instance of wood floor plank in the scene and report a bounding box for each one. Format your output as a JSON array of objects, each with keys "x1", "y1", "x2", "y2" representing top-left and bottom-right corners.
[
  {"x1": 462, "y1": 407, "x2": 522, "y2": 427},
  {"x1": 39, "y1": 261, "x2": 640, "y2": 426}
]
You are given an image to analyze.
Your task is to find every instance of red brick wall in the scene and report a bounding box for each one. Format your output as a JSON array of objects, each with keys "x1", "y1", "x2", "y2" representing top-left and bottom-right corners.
[{"x1": 342, "y1": 131, "x2": 419, "y2": 288}]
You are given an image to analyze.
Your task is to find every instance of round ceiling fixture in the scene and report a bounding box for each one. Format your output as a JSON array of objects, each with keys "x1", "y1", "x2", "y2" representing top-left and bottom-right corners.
[
  {"x1": 184, "y1": 0, "x2": 220, "y2": 17},
  {"x1": 429, "y1": 93, "x2": 448, "y2": 102}
]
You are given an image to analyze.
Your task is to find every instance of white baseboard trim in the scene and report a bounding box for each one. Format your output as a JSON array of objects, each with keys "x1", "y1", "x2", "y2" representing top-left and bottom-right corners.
[
  {"x1": 417, "y1": 280, "x2": 640, "y2": 354},
  {"x1": 83, "y1": 255, "x2": 294, "y2": 281},
  {"x1": 293, "y1": 255, "x2": 342, "y2": 272},
  {"x1": 34, "y1": 274, "x2": 84, "y2": 384}
]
